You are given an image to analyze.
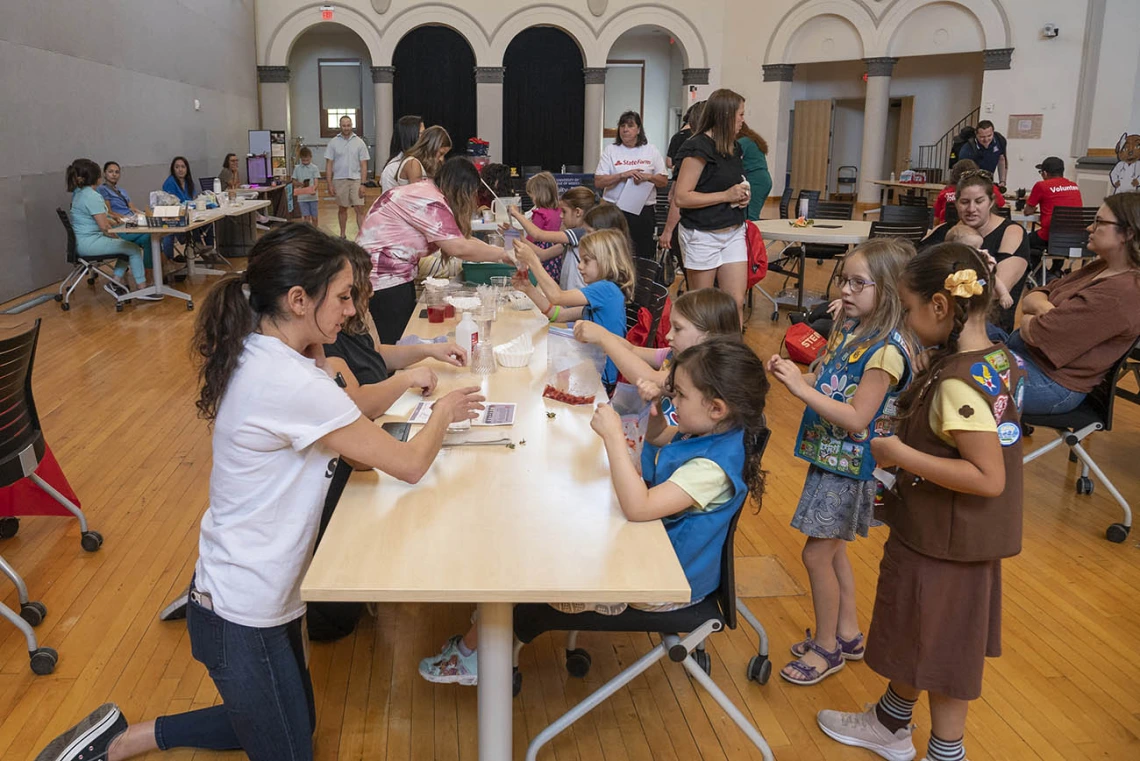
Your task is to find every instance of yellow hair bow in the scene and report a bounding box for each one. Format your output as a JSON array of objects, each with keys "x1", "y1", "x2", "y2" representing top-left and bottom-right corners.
[{"x1": 944, "y1": 269, "x2": 985, "y2": 299}]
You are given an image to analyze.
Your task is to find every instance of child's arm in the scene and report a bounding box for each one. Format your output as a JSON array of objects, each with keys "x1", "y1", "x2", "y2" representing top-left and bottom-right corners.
[
  {"x1": 537, "y1": 243, "x2": 565, "y2": 262},
  {"x1": 591, "y1": 405, "x2": 693, "y2": 521},
  {"x1": 509, "y1": 206, "x2": 569, "y2": 245},
  {"x1": 574, "y1": 321, "x2": 665, "y2": 383},
  {"x1": 516, "y1": 239, "x2": 589, "y2": 308},
  {"x1": 766, "y1": 355, "x2": 890, "y2": 432},
  {"x1": 514, "y1": 273, "x2": 585, "y2": 322},
  {"x1": 871, "y1": 431, "x2": 1005, "y2": 498},
  {"x1": 324, "y1": 356, "x2": 437, "y2": 420},
  {"x1": 643, "y1": 398, "x2": 676, "y2": 447}
]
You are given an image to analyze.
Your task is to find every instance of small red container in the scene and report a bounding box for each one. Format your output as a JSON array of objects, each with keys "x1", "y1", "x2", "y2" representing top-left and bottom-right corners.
[
  {"x1": 427, "y1": 305, "x2": 447, "y2": 323},
  {"x1": 444, "y1": 303, "x2": 455, "y2": 318}
]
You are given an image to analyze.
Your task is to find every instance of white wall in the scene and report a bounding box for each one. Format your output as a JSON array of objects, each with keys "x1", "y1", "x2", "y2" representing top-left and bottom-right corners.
[
  {"x1": 0, "y1": 0, "x2": 258, "y2": 302},
  {"x1": 1087, "y1": 0, "x2": 1140, "y2": 149},
  {"x1": 287, "y1": 24, "x2": 375, "y2": 164},
  {"x1": 831, "y1": 100, "x2": 866, "y2": 194},
  {"x1": 605, "y1": 30, "x2": 686, "y2": 160}
]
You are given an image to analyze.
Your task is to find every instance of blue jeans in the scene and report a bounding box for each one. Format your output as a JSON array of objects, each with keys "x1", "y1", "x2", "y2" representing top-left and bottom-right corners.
[
  {"x1": 987, "y1": 326, "x2": 1087, "y2": 416},
  {"x1": 153, "y1": 597, "x2": 316, "y2": 760}
]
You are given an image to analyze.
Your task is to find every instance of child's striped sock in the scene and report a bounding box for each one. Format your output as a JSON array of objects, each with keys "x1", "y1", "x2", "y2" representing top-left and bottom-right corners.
[
  {"x1": 927, "y1": 733, "x2": 966, "y2": 761},
  {"x1": 874, "y1": 684, "x2": 917, "y2": 733}
]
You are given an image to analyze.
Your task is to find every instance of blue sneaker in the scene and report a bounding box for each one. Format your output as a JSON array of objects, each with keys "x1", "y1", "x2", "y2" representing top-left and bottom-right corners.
[
  {"x1": 418, "y1": 635, "x2": 478, "y2": 686},
  {"x1": 35, "y1": 703, "x2": 128, "y2": 761}
]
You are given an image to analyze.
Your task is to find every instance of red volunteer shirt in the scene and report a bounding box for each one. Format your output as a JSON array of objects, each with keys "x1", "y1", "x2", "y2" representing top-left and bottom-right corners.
[
  {"x1": 933, "y1": 184, "x2": 1006, "y2": 223},
  {"x1": 1026, "y1": 177, "x2": 1083, "y2": 240}
]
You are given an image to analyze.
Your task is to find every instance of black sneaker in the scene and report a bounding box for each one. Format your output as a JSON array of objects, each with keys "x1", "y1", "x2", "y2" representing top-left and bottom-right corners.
[{"x1": 35, "y1": 703, "x2": 127, "y2": 761}]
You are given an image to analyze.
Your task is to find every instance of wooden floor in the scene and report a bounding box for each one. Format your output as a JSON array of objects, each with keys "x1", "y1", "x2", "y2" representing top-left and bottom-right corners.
[{"x1": 2, "y1": 218, "x2": 1139, "y2": 761}]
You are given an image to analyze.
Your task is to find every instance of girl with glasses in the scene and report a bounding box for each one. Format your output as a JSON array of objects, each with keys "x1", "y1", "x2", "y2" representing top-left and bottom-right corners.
[{"x1": 765, "y1": 238, "x2": 916, "y2": 686}]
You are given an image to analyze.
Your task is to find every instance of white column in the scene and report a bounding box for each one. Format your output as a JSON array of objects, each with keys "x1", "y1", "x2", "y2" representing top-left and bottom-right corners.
[
  {"x1": 583, "y1": 67, "x2": 606, "y2": 171},
  {"x1": 857, "y1": 57, "x2": 898, "y2": 205},
  {"x1": 761, "y1": 64, "x2": 796, "y2": 199},
  {"x1": 476, "y1": 67, "x2": 505, "y2": 164},
  {"x1": 373, "y1": 66, "x2": 395, "y2": 173},
  {"x1": 979, "y1": 48, "x2": 1016, "y2": 186},
  {"x1": 257, "y1": 66, "x2": 291, "y2": 136}
]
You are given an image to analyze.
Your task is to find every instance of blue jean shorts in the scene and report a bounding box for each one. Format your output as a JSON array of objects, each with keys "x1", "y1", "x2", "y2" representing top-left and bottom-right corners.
[{"x1": 298, "y1": 200, "x2": 318, "y2": 217}]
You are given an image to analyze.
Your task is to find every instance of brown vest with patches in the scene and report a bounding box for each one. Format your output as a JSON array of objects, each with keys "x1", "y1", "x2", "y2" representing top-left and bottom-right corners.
[{"x1": 878, "y1": 346, "x2": 1024, "y2": 562}]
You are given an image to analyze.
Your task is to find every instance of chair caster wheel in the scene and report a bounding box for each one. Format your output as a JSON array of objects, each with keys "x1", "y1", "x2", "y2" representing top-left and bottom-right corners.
[
  {"x1": 115, "y1": 302, "x2": 124, "y2": 312},
  {"x1": 30, "y1": 647, "x2": 58, "y2": 675},
  {"x1": 691, "y1": 650, "x2": 711, "y2": 676},
  {"x1": 1069, "y1": 450, "x2": 1079, "y2": 463},
  {"x1": 60, "y1": 301, "x2": 70, "y2": 311},
  {"x1": 770, "y1": 311, "x2": 779, "y2": 322},
  {"x1": 187, "y1": 301, "x2": 194, "y2": 311},
  {"x1": 1076, "y1": 477, "x2": 1094, "y2": 496},
  {"x1": 513, "y1": 667, "x2": 522, "y2": 697},
  {"x1": 565, "y1": 648, "x2": 592, "y2": 678},
  {"x1": 747, "y1": 655, "x2": 771, "y2": 684},
  {"x1": 54, "y1": 294, "x2": 62, "y2": 302},
  {"x1": 81, "y1": 531, "x2": 104, "y2": 552},
  {"x1": 21, "y1": 601, "x2": 47, "y2": 626},
  {"x1": 0, "y1": 517, "x2": 19, "y2": 539},
  {"x1": 1106, "y1": 523, "x2": 1130, "y2": 543},
  {"x1": 87, "y1": 277, "x2": 96, "y2": 286}
]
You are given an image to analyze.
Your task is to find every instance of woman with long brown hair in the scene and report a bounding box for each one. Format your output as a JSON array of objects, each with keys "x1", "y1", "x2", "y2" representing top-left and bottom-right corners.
[
  {"x1": 392, "y1": 124, "x2": 451, "y2": 185},
  {"x1": 357, "y1": 156, "x2": 512, "y2": 343}
]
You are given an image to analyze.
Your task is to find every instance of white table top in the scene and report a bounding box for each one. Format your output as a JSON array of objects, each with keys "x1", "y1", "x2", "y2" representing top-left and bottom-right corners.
[
  {"x1": 872, "y1": 180, "x2": 947, "y2": 192},
  {"x1": 301, "y1": 308, "x2": 691, "y2": 604},
  {"x1": 753, "y1": 218, "x2": 873, "y2": 246},
  {"x1": 109, "y1": 199, "x2": 271, "y2": 235},
  {"x1": 1011, "y1": 212, "x2": 1040, "y2": 224}
]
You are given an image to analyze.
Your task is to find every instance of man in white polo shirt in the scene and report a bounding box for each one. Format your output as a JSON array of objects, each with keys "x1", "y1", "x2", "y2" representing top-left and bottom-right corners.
[{"x1": 324, "y1": 115, "x2": 371, "y2": 237}]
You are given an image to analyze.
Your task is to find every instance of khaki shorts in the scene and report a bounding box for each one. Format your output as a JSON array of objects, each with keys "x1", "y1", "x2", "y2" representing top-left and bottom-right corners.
[{"x1": 332, "y1": 178, "x2": 363, "y2": 207}]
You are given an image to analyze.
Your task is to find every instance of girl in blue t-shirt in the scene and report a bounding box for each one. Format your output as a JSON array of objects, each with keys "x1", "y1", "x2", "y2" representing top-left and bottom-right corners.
[
  {"x1": 514, "y1": 227, "x2": 635, "y2": 390},
  {"x1": 765, "y1": 238, "x2": 915, "y2": 686}
]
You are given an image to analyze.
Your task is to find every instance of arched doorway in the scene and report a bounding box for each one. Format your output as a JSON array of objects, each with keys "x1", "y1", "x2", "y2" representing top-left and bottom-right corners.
[
  {"x1": 604, "y1": 25, "x2": 688, "y2": 162},
  {"x1": 503, "y1": 28, "x2": 584, "y2": 171},
  {"x1": 287, "y1": 23, "x2": 374, "y2": 148},
  {"x1": 392, "y1": 26, "x2": 477, "y2": 160}
]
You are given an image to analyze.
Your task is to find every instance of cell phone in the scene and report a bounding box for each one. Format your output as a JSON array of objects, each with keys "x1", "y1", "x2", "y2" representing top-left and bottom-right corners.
[
  {"x1": 381, "y1": 422, "x2": 411, "y2": 442},
  {"x1": 419, "y1": 308, "x2": 428, "y2": 318},
  {"x1": 814, "y1": 224, "x2": 842, "y2": 229}
]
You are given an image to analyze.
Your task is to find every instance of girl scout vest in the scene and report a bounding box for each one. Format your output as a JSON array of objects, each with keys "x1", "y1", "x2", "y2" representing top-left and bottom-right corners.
[
  {"x1": 794, "y1": 322, "x2": 912, "y2": 481},
  {"x1": 878, "y1": 346, "x2": 1024, "y2": 562},
  {"x1": 641, "y1": 428, "x2": 748, "y2": 601}
]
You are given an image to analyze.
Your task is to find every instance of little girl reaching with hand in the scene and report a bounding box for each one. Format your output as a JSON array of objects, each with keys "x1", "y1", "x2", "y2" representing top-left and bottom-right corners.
[
  {"x1": 816, "y1": 242, "x2": 1024, "y2": 761},
  {"x1": 522, "y1": 172, "x2": 565, "y2": 281},
  {"x1": 509, "y1": 186, "x2": 596, "y2": 290},
  {"x1": 514, "y1": 228, "x2": 635, "y2": 392},
  {"x1": 765, "y1": 238, "x2": 915, "y2": 687},
  {"x1": 416, "y1": 339, "x2": 769, "y2": 687}
]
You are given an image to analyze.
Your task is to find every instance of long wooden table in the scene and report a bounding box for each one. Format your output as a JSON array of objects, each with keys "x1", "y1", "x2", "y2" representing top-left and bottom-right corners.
[
  {"x1": 301, "y1": 307, "x2": 690, "y2": 760},
  {"x1": 108, "y1": 199, "x2": 270, "y2": 306}
]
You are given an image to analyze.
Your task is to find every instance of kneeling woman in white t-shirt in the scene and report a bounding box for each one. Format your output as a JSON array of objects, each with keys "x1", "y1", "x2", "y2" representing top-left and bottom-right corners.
[{"x1": 37, "y1": 225, "x2": 484, "y2": 761}]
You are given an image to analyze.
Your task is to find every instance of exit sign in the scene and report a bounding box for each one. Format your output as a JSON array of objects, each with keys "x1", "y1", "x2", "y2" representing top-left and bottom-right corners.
[{"x1": 320, "y1": 5, "x2": 333, "y2": 20}]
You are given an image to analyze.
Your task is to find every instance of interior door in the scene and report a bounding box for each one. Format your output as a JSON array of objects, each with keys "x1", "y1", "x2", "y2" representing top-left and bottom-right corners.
[
  {"x1": 791, "y1": 99, "x2": 834, "y2": 197},
  {"x1": 894, "y1": 95, "x2": 915, "y2": 177}
]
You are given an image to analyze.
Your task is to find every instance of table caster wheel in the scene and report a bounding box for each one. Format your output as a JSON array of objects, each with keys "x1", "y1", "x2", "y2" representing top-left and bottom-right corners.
[
  {"x1": 0, "y1": 517, "x2": 19, "y2": 539},
  {"x1": 1106, "y1": 523, "x2": 1129, "y2": 543},
  {"x1": 747, "y1": 654, "x2": 771, "y2": 684},
  {"x1": 30, "y1": 647, "x2": 58, "y2": 675},
  {"x1": 20, "y1": 601, "x2": 46, "y2": 626},
  {"x1": 81, "y1": 530, "x2": 104, "y2": 552},
  {"x1": 565, "y1": 648, "x2": 592, "y2": 678},
  {"x1": 1076, "y1": 476, "x2": 1093, "y2": 496}
]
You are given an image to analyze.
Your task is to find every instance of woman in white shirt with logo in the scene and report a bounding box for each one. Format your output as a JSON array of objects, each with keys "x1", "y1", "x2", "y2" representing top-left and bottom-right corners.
[
  {"x1": 36, "y1": 225, "x2": 484, "y2": 761},
  {"x1": 594, "y1": 111, "x2": 668, "y2": 261}
]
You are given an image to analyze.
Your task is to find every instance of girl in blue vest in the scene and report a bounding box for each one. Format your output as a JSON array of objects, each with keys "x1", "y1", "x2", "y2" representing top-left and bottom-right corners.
[
  {"x1": 766, "y1": 238, "x2": 915, "y2": 686},
  {"x1": 418, "y1": 338, "x2": 768, "y2": 685}
]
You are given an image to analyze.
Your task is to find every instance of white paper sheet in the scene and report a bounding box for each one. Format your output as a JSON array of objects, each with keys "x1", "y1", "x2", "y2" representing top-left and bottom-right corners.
[{"x1": 614, "y1": 178, "x2": 656, "y2": 214}]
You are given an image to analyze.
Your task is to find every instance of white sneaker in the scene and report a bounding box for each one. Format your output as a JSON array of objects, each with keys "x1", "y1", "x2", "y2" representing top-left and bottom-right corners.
[{"x1": 817, "y1": 704, "x2": 916, "y2": 761}]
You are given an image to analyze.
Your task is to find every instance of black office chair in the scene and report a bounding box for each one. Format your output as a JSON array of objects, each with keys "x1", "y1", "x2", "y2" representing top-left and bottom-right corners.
[
  {"x1": 897, "y1": 193, "x2": 929, "y2": 208},
  {"x1": 513, "y1": 429, "x2": 774, "y2": 761},
  {"x1": 778, "y1": 186, "x2": 794, "y2": 219},
  {"x1": 869, "y1": 221, "x2": 927, "y2": 245},
  {"x1": 563, "y1": 165, "x2": 584, "y2": 174},
  {"x1": 54, "y1": 208, "x2": 132, "y2": 312},
  {"x1": 1038, "y1": 206, "x2": 1098, "y2": 284},
  {"x1": 1116, "y1": 345, "x2": 1140, "y2": 406},
  {"x1": 0, "y1": 321, "x2": 102, "y2": 673},
  {"x1": 795, "y1": 189, "x2": 821, "y2": 219},
  {"x1": 1022, "y1": 338, "x2": 1140, "y2": 543},
  {"x1": 625, "y1": 275, "x2": 669, "y2": 349},
  {"x1": 880, "y1": 204, "x2": 933, "y2": 230},
  {"x1": 943, "y1": 203, "x2": 960, "y2": 227},
  {"x1": 199, "y1": 177, "x2": 217, "y2": 194}
]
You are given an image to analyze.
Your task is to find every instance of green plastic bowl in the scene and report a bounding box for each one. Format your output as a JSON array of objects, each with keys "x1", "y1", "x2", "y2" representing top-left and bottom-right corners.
[{"x1": 462, "y1": 262, "x2": 536, "y2": 285}]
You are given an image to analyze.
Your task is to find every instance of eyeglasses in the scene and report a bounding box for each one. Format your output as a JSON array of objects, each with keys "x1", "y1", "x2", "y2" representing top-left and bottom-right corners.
[
  {"x1": 1090, "y1": 218, "x2": 1123, "y2": 230},
  {"x1": 834, "y1": 275, "x2": 877, "y2": 294}
]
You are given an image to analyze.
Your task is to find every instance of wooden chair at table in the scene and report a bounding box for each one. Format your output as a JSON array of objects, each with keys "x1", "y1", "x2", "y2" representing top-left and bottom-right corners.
[
  {"x1": 513, "y1": 429, "x2": 775, "y2": 761},
  {"x1": 1023, "y1": 338, "x2": 1140, "y2": 543}
]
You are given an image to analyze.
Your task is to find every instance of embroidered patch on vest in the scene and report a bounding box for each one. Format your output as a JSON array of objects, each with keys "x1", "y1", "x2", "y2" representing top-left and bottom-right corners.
[
  {"x1": 997, "y1": 421, "x2": 1022, "y2": 447},
  {"x1": 970, "y1": 362, "x2": 1001, "y2": 396},
  {"x1": 1015, "y1": 377, "x2": 1025, "y2": 411},
  {"x1": 984, "y1": 349, "x2": 1010, "y2": 373},
  {"x1": 959, "y1": 405, "x2": 975, "y2": 418},
  {"x1": 992, "y1": 394, "x2": 1009, "y2": 420}
]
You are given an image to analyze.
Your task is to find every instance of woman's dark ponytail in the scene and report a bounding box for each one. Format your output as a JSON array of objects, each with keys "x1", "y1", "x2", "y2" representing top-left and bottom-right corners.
[
  {"x1": 66, "y1": 158, "x2": 101, "y2": 192},
  {"x1": 193, "y1": 223, "x2": 352, "y2": 420}
]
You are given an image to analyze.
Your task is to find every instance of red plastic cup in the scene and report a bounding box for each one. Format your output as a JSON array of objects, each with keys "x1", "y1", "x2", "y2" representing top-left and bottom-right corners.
[{"x1": 427, "y1": 305, "x2": 446, "y2": 323}]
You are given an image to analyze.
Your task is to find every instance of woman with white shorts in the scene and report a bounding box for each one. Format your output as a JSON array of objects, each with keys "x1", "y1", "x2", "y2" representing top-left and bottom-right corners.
[{"x1": 667, "y1": 88, "x2": 751, "y2": 326}]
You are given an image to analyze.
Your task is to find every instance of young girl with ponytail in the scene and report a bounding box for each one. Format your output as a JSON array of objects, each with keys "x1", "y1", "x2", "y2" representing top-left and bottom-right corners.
[
  {"x1": 816, "y1": 242, "x2": 1025, "y2": 761},
  {"x1": 36, "y1": 224, "x2": 484, "y2": 761}
]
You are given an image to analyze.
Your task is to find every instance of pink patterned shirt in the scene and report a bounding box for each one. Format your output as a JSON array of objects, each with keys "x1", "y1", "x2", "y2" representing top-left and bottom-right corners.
[{"x1": 357, "y1": 181, "x2": 463, "y2": 291}]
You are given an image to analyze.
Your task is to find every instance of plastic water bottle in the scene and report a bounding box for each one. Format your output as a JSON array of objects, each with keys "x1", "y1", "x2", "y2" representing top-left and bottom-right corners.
[
  {"x1": 798, "y1": 197, "x2": 809, "y2": 219},
  {"x1": 455, "y1": 311, "x2": 479, "y2": 366},
  {"x1": 889, "y1": 171, "x2": 896, "y2": 183},
  {"x1": 213, "y1": 178, "x2": 222, "y2": 194}
]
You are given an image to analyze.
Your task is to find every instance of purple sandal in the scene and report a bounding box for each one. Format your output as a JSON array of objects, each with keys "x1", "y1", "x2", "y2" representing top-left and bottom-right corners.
[
  {"x1": 790, "y1": 628, "x2": 865, "y2": 661},
  {"x1": 780, "y1": 639, "x2": 845, "y2": 686}
]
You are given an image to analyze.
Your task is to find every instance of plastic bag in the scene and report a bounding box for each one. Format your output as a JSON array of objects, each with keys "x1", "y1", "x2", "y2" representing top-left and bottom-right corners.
[
  {"x1": 543, "y1": 329, "x2": 606, "y2": 405},
  {"x1": 610, "y1": 382, "x2": 651, "y2": 470}
]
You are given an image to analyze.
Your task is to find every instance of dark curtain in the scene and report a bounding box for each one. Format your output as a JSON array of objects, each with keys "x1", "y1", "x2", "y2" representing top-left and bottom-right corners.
[
  {"x1": 392, "y1": 26, "x2": 477, "y2": 161},
  {"x1": 503, "y1": 28, "x2": 584, "y2": 171}
]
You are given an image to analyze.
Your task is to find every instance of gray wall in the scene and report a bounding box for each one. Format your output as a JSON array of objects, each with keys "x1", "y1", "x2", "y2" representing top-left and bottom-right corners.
[{"x1": 0, "y1": 0, "x2": 259, "y2": 302}]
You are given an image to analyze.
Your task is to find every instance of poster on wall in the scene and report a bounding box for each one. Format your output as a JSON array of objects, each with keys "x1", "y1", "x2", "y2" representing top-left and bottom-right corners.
[
  {"x1": 1007, "y1": 114, "x2": 1043, "y2": 140},
  {"x1": 270, "y1": 130, "x2": 287, "y2": 178}
]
